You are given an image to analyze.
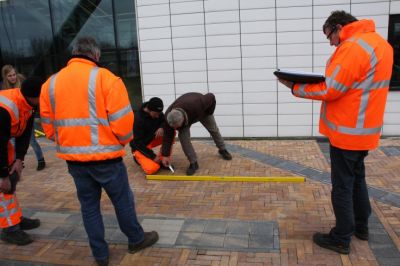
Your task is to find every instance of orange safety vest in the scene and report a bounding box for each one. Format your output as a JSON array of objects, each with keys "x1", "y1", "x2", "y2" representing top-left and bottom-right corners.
[
  {"x1": 133, "y1": 136, "x2": 163, "y2": 175},
  {"x1": 293, "y1": 20, "x2": 393, "y2": 150},
  {"x1": 0, "y1": 89, "x2": 33, "y2": 227},
  {"x1": 40, "y1": 57, "x2": 134, "y2": 161}
]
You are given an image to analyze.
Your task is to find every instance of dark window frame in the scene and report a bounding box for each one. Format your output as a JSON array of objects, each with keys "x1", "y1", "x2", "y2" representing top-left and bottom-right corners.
[{"x1": 388, "y1": 14, "x2": 400, "y2": 91}]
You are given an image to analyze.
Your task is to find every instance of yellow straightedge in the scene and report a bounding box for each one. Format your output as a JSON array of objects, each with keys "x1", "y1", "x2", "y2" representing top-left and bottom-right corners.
[{"x1": 146, "y1": 175, "x2": 305, "y2": 182}]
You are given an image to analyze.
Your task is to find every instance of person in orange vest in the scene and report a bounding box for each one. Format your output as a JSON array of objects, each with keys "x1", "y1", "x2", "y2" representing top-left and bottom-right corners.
[
  {"x1": 130, "y1": 97, "x2": 171, "y2": 175},
  {"x1": 0, "y1": 77, "x2": 42, "y2": 246},
  {"x1": 1, "y1": 65, "x2": 46, "y2": 171},
  {"x1": 279, "y1": 10, "x2": 393, "y2": 254},
  {"x1": 40, "y1": 37, "x2": 158, "y2": 266}
]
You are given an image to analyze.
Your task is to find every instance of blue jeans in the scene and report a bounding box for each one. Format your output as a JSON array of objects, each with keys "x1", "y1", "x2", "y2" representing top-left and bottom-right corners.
[
  {"x1": 329, "y1": 145, "x2": 370, "y2": 245},
  {"x1": 30, "y1": 127, "x2": 44, "y2": 161},
  {"x1": 67, "y1": 160, "x2": 144, "y2": 260}
]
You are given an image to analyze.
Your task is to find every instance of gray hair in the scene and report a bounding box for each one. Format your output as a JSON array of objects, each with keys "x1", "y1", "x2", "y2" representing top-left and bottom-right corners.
[
  {"x1": 167, "y1": 109, "x2": 185, "y2": 128},
  {"x1": 72, "y1": 36, "x2": 101, "y2": 59}
]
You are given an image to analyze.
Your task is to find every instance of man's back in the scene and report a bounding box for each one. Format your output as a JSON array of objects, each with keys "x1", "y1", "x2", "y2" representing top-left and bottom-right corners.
[{"x1": 40, "y1": 57, "x2": 134, "y2": 162}]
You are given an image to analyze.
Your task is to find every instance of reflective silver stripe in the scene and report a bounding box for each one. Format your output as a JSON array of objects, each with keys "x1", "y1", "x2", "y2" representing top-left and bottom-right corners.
[
  {"x1": 320, "y1": 102, "x2": 337, "y2": 131},
  {"x1": 117, "y1": 131, "x2": 133, "y2": 142},
  {"x1": 49, "y1": 75, "x2": 57, "y2": 115},
  {"x1": 0, "y1": 96, "x2": 19, "y2": 120},
  {"x1": 88, "y1": 68, "x2": 99, "y2": 147},
  {"x1": 55, "y1": 118, "x2": 109, "y2": 127},
  {"x1": 109, "y1": 104, "x2": 132, "y2": 122},
  {"x1": 53, "y1": 67, "x2": 124, "y2": 155},
  {"x1": 59, "y1": 145, "x2": 122, "y2": 154},
  {"x1": 0, "y1": 193, "x2": 16, "y2": 226},
  {"x1": 49, "y1": 74, "x2": 59, "y2": 144},
  {"x1": 41, "y1": 117, "x2": 51, "y2": 124},
  {"x1": 338, "y1": 125, "x2": 382, "y2": 135},
  {"x1": 326, "y1": 65, "x2": 349, "y2": 93}
]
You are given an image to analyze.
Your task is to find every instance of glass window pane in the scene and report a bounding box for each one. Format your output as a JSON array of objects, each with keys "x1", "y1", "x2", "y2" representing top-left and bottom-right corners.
[
  {"x1": 0, "y1": 0, "x2": 53, "y2": 75},
  {"x1": 389, "y1": 14, "x2": 400, "y2": 91},
  {"x1": 114, "y1": 0, "x2": 137, "y2": 49}
]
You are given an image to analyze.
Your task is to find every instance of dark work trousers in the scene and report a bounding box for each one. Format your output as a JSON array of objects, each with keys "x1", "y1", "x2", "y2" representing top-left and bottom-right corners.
[
  {"x1": 329, "y1": 144, "x2": 370, "y2": 245},
  {"x1": 179, "y1": 114, "x2": 226, "y2": 164}
]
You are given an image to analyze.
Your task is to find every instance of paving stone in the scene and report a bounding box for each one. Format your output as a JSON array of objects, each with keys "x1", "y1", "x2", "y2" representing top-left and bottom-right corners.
[
  {"x1": 175, "y1": 231, "x2": 202, "y2": 246},
  {"x1": 376, "y1": 257, "x2": 400, "y2": 266},
  {"x1": 249, "y1": 221, "x2": 274, "y2": 236},
  {"x1": 226, "y1": 221, "x2": 249, "y2": 235},
  {"x1": 48, "y1": 225, "x2": 74, "y2": 239},
  {"x1": 224, "y1": 234, "x2": 249, "y2": 248},
  {"x1": 181, "y1": 219, "x2": 206, "y2": 233},
  {"x1": 197, "y1": 233, "x2": 225, "y2": 248},
  {"x1": 157, "y1": 230, "x2": 180, "y2": 245},
  {"x1": 204, "y1": 220, "x2": 227, "y2": 234},
  {"x1": 249, "y1": 235, "x2": 274, "y2": 249}
]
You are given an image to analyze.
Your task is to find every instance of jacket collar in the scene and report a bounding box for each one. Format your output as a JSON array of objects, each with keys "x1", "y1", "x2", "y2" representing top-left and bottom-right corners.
[
  {"x1": 67, "y1": 55, "x2": 100, "y2": 67},
  {"x1": 339, "y1": 19, "x2": 375, "y2": 42}
]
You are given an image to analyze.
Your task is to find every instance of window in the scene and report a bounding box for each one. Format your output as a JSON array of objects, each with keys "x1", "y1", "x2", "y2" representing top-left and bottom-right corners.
[{"x1": 388, "y1": 14, "x2": 400, "y2": 91}]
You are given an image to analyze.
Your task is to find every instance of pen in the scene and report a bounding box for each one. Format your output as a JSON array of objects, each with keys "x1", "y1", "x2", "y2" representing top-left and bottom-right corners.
[{"x1": 168, "y1": 165, "x2": 175, "y2": 173}]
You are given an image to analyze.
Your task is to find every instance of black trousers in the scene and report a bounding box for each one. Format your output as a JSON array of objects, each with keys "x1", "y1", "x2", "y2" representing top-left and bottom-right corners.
[{"x1": 329, "y1": 145, "x2": 371, "y2": 245}]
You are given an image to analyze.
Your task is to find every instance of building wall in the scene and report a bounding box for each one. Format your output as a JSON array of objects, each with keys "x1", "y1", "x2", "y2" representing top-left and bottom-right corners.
[{"x1": 135, "y1": 0, "x2": 400, "y2": 138}]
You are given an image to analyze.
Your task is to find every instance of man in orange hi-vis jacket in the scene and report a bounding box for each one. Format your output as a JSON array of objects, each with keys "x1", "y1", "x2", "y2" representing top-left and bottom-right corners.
[
  {"x1": 279, "y1": 10, "x2": 393, "y2": 254},
  {"x1": 40, "y1": 37, "x2": 158, "y2": 266}
]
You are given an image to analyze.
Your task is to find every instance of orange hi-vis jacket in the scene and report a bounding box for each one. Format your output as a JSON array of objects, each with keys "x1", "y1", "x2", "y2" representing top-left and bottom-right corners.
[
  {"x1": 40, "y1": 57, "x2": 134, "y2": 161},
  {"x1": 0, "y1": 89, "x2": 33, "y2": 228},
  {"x1": 292, "y1": 20, "x2": 393, "y2": 150}
]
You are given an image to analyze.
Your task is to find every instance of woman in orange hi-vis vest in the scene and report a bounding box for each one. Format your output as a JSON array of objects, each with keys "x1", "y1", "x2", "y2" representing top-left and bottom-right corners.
[
  {"x1": 279, "y1": 10, "x2": 393, "y2": 254},
  {"x1": 0, "y1": 77, "x2": 42, "y2": 246}
]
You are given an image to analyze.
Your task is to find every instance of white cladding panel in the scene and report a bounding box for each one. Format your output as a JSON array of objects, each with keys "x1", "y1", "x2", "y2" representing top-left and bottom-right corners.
[{"x1": 137, "y1": 1, "x2": 399, "y2": 137}]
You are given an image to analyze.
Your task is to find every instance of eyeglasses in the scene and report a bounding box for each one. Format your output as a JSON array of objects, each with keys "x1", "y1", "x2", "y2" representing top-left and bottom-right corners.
[{"x1": 326, "y1": 26, "x2": 337, "y2": 40}]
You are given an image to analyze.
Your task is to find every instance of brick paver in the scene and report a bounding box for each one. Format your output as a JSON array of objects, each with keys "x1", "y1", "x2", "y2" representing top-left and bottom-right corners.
[{"x1": 0, "y1": 137, "x2": 399, "y2": 265}]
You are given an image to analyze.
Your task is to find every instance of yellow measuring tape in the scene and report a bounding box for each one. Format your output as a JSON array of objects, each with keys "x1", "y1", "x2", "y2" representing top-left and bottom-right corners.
[
  {"x1": 146, "y1": 175, "x2": 305, "y2": 182},
  {"x1": 34, "y1": 129, "x2": 45, "y2": 137}
]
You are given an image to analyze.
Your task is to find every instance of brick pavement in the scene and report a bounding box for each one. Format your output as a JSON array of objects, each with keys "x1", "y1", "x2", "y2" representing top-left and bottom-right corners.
[{"x1": 0, "y1": 137, "x2": 399, "y2": 265}]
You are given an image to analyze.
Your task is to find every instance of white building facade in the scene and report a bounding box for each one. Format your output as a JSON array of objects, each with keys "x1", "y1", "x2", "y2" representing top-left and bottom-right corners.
[{"x1": 135, "y1": 0, "x2": 400, "y2": 138}]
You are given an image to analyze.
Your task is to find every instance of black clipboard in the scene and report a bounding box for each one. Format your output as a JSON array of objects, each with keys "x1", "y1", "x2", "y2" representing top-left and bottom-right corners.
[{"x1": 274, "y1": 69, "x2": 325, "y2": 84}]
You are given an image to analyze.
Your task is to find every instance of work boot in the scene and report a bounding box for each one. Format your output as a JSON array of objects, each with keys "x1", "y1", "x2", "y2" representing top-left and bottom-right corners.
[
  {"x1": 186, "y1": 162, "x2": 199, "y2": 176},
  {"x1": 19, "y1": 217, "x2": 41, "y2": 231},
  {"x1": 1, "y1": 229, "x2": 33, "y2": 246},
  {"x1": 96, "y1": 257, "x2": 109, "y2": 266},
  {"x1": 128, "y1": 231, "x2": 159, "y2": 254},
  {"x1": 354, "y1": 228, "x2": 369, "y2": 241},
  {"x1": 313, "y1": 232, "x2": 350, "y2": 254},
  {"x1": 37, "y1": 159, "x2": 46, "y2": 171},
  {"x1": 218, "y1": 149, "x2": 232, "y2": 160}
]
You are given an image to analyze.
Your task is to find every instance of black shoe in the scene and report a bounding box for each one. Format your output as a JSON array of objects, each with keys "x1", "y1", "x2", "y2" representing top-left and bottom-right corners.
[
  {"x1": 218, "y1": 149, "x2": 232, "y2": 160},
  {"x1": 96, "y1": 257, "x2": 109, "y2": 266},
  {"x1": 19, "y1": 217, "x2": 41, "y2": 231},
  {"x1": 186, "y1": 162, "x2": 199, "y2": 176},
  {"x1": 313, "y1": 232, "x2": 350, "y2": 254},
  {"x1": 128, "y1": 231, "x2": 159, "y2": 254},
  {"x1": 37, "y1": 159, "x2": 46, "y2": 171},
  {"x1": 1, "y1": 229, "x2": 33, "y2": 245},
  {"x1": 354, "y1": 228, "x2": 369, "y2": 241}
]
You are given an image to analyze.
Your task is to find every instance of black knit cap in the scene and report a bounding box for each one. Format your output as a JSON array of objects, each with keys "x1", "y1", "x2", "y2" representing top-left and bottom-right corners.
[
  {"x1": 21, "y1": 76, "x2": 43, "y2": 98},
  {"x1": 147, "y1": 97, "x2": 163, "y2": 112}
]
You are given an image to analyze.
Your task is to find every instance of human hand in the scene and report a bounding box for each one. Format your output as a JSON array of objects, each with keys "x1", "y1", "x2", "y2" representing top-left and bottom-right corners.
[
  {"x1": 0, "y1": 177, "x2": 11, "y2": 193},
  {"x1": 155, "y1": 128, "x2": 164, "y2": 138},
  {"x1": 278, "y1": 78, "x2": 294, "y2": 89},
  {"x1": 162, "y1": 156, "x2": 171, "y2": 167},
  {"x1": 10, "y1": 159, "x2": 24, "y2": 177}
]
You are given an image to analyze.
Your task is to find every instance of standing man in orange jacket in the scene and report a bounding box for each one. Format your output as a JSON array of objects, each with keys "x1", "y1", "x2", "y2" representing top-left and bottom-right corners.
[
  {"x1": 0, "y1": 77, "x2": 42, "y2": 246},
  {"x1": 40, "y1": 37, "x2": 158, "y2": 266},
  {"x1": 279, "y1": 10, "x2": 393, "y2": 254}
]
